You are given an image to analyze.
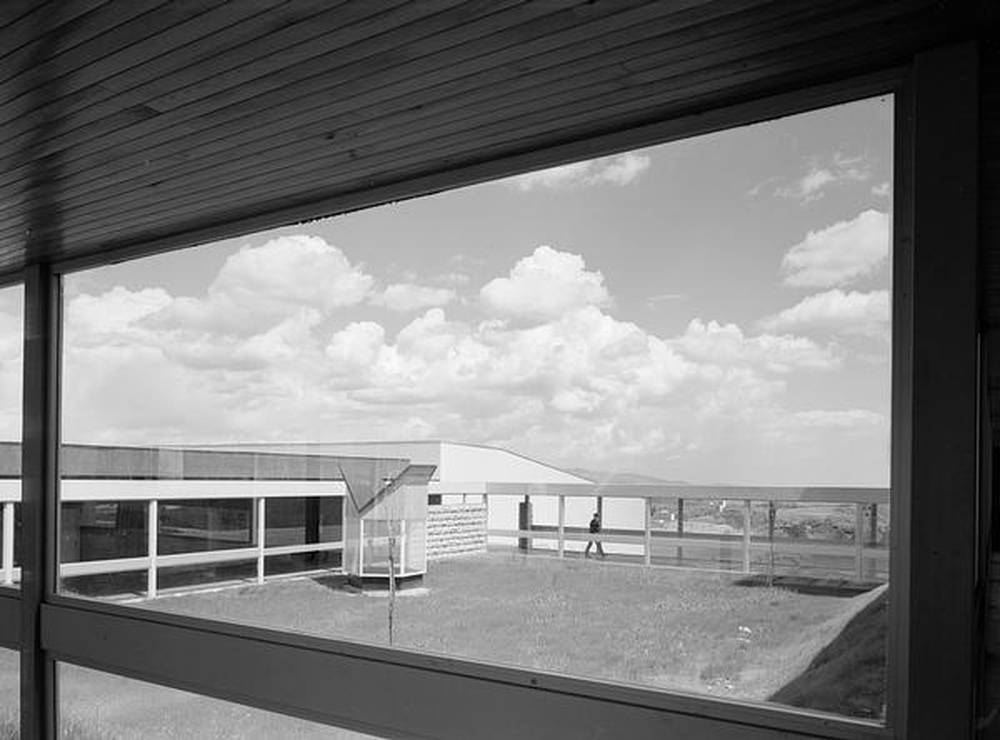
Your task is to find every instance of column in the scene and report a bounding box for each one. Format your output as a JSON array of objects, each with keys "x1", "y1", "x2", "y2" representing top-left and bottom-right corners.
[
  {"x1": 855, "y1": 503, "x2": 865, "y2": 581},
  {"x1": 256, "y1": 497, "x2": 266, "y2": 585},
  {"x1": 147, "y1": 500, "x2": 158, "y2": 598},
  {"x1": 557, "y1": 495, "x2": 565, "y2": 558},
  {"x1": 643, "y1": 498, "x2": 652, "y2": 567},
  {"x1": 676, "y1": 498, "x2": 684, "y2": 563},
  {"x1": 2, "y1": 502, "x2": 13, "y2": 585},
  {"x1": 400, "y1": 519, "x2": 407, "y2": 574},
  {"x1": 742, "y1": 500, "x2": 752, "y2": 574}
]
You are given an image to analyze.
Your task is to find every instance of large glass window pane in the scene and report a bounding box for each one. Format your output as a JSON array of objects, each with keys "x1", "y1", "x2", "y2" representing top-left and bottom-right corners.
[
  {"x1": 59, "y1": 96, "x2": 892, "y2": 722},
  {"x1": 0, "y1": 285, "x2": 21, "y2": 591},
  {"x1": 59, "y1": 663, "x2": 384, "y2": 739},
  {"x1": 0, "y1": 648, "x2": 16, "y2": 736}
]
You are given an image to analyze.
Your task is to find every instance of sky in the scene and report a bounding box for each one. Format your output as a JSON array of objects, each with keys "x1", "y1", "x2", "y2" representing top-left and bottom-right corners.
[{"x1": 0, "y1": 95, "x2": 894, "y2": 486}]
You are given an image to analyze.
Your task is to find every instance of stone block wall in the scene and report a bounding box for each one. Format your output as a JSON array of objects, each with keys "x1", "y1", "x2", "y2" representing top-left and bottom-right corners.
[{"x1": 426, "y1": 503, "x2": 487, "y2": 560}]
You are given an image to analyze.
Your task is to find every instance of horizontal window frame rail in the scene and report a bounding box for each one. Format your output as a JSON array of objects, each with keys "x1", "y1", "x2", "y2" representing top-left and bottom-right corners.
[{"x1": 41, "y1": 597, "x2": 888, "y2": 740}]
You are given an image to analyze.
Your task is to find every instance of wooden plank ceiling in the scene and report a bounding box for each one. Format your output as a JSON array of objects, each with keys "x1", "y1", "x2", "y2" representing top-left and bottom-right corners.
[{"x1": 0, "y1": 0, "x2": 987, "y2": 274}]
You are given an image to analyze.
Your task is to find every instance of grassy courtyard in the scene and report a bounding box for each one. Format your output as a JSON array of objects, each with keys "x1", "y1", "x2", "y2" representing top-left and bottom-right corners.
[{"x1": 1, "y1": 552, "x2": 884, "y2": 737}]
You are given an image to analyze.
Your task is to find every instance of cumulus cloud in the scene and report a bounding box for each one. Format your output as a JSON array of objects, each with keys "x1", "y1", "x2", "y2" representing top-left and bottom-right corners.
[
  {"x1": 56, "y1": 237, "x2": 881, "y2": 483},
  {"x1": 502, "y1": 153, "x2": 651, "y2": 191},
  {"x1": 480, "y1": 245, "x2": 611, "y2": 321},
  {"x1": 760, "y1": 289, "x2": 889, "y2": 336},
  {"x1": 781, "y1": 210, "x2": 889, "y2": 288},
  {"x1": 773, "y1": 152, "x2": 872, "y2": 203},
  {"x1": 150, "y1": 235, "x2": 373, "y2": 334},
  {"x1": 672, "y1": 318, "x2": 840, "y2": 373},
  {"x1": 68, "y1": 286, "x2": 172, "y2": 336},
  {"x1": 371, "y1": 283, "x2": 456, "y2": 312}
]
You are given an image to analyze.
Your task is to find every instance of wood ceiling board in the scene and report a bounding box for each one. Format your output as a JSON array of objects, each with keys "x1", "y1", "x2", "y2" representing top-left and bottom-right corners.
[
  {"x1": 0, "y1": 25, "x2": 936, "y2": 260},
  {"x1": 0, "y1": 0, "x2": 424, "y2": 165},
  {"x1": 18, "y1": 0, "x2": 793, "y2": 215},
  {"x1": 0, "y1": 1, "x2": 215, "y2": 114},
  {"x1": 0, "y1": 0, "x2": 115, "y2": 82},
  {"x1": 0, "y1": 0, "x2": 535, "y2": 175},
  {"x1": 0, "y1": 0, "x2": 313, "y2": 141},
  {"x1": 2, "y1": 37, "x2": 936, "y2": 256},
  {"x1": 0, "y1": 0, "x2": 543, "y2": 203},
  {"x1": 0, "y1": 0, "x2": 620, "y2": 183},
  {"x1": 0, "y1": 0, "x2": 644, "y2": 209},
  {"x1": 0, "y1": 0, "x2": 892, "y2": 228},
  {"x1": 0, "y1": 2, "x2": 46, "y2": 30},
  {"x1": 48, "y1": 25, "x2": 932, "y2": 255},
  {"x1": 40, "y1": 4, "x2": 940, "y2": 244},
  {"x1": 0, "y1": 1, "x2": 347, "y2": 147}
]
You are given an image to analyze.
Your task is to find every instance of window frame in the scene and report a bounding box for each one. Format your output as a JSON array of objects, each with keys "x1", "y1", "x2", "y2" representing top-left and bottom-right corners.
[{"x1": 8, "y1": 43, "x2": 979, "y2": 740}]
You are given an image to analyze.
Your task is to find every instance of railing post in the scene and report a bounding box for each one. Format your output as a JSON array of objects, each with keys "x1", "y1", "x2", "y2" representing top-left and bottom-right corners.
[
  {"x1": 644, "y1": 497, "x2": 652, "y2": 566},
  {"x1": 400, "y1": 519, "x2": 407, "y2": 574},
  {"x1": 557, "y1": 495, "x2": 565, "y2": 558},
  {"x1": 256, "y1": 497, "x2": 266, "y2": 585},
  {"x1": 147, "y1": 499, "x2": 158, "y2": 598},
  {"x1": 768, "y1": 501, "x2": 776, "y2": 583},
  {"x1": 855, "y1": 502, "x2": 865, "y2": 581},
  {"x1": 742, "y1": 500, "x2": 752, "y2": 574},
  {"x1": 518, "y1": 495, "x2": 531, "y2": 551},
  {"x1": 869, "y1": 502, "x2": 879, "y2": 579},
  {"x1": 2, "y1": 502, "x2": 12, "y2": 585},
  {"x1": 358, "y1": 517, "x2": 364, "y2": 576},
  {"x1": 677, "y1": 498, "x2": 684, "y2": 563}
]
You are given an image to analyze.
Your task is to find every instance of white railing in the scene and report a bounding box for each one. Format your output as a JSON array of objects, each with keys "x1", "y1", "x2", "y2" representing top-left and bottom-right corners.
[{"x1": 437, "y1": 482, "x2": 891, "y2": 583}]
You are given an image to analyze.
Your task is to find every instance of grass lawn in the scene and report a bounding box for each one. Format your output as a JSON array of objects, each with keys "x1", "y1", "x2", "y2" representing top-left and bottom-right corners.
[
  {"x1": 148, "y1": 552, "x2": 882, "y2": 704},
  {"x1": 0, "y1": 552, "x2": 885, "y2": 737}
]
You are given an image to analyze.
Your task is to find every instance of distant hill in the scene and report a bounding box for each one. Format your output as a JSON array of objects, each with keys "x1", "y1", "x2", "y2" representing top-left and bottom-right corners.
[{"x1": 566, "y1": 468, "x2": 688, "y2": 486}]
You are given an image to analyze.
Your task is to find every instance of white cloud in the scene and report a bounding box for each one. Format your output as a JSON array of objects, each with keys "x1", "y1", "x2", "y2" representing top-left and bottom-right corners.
[
  {"x1": 672, "y1": 318, "x2": 840, "y2": 373},
  {"x1": 774, "y1": 152, "x2": 872, "y2": 203},
  {"x1": 760, "y1": 289, "x2": 889, "y2": 337},
  {"x1": 371, "y1": 283, "x2": 456, "y2": 312},
  {"x1": 645, "y1": 293, "x2": 688, "y2": 309},
  {"x1": 871, "y1": 181, "x2": 890, "y2": 197},
  {"x1": 480, "y1": 245, "x2": 611, "y2": 321},
  {"x1": 434, "y1": 271, "x2": 470, "y2": 286},
  {"x1": 57, "y1": 238, "x2": 882, "y2": 484},
  {"x1": 781, "y1": 210, "x2": 889, "y2": 288},
  {"x1": 68, "y1": 286, "x2": 172, "y2": 336},
  {"x1": 150, "y1": 235, "x2": 373, "y2": 334},
  {"x1": 502, "y1": 153, "x2": 651, "y2": 191}
]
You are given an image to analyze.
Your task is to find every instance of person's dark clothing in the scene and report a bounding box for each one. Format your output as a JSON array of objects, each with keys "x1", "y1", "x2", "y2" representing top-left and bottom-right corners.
[{"x1": 585, "y1": 514, "x2": 605, "y2": 557}]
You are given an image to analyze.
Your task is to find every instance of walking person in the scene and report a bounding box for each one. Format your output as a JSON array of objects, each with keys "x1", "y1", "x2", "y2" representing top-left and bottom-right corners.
[{"x1": 584, "y1": 511, "x2": 606, "y2": 558}]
